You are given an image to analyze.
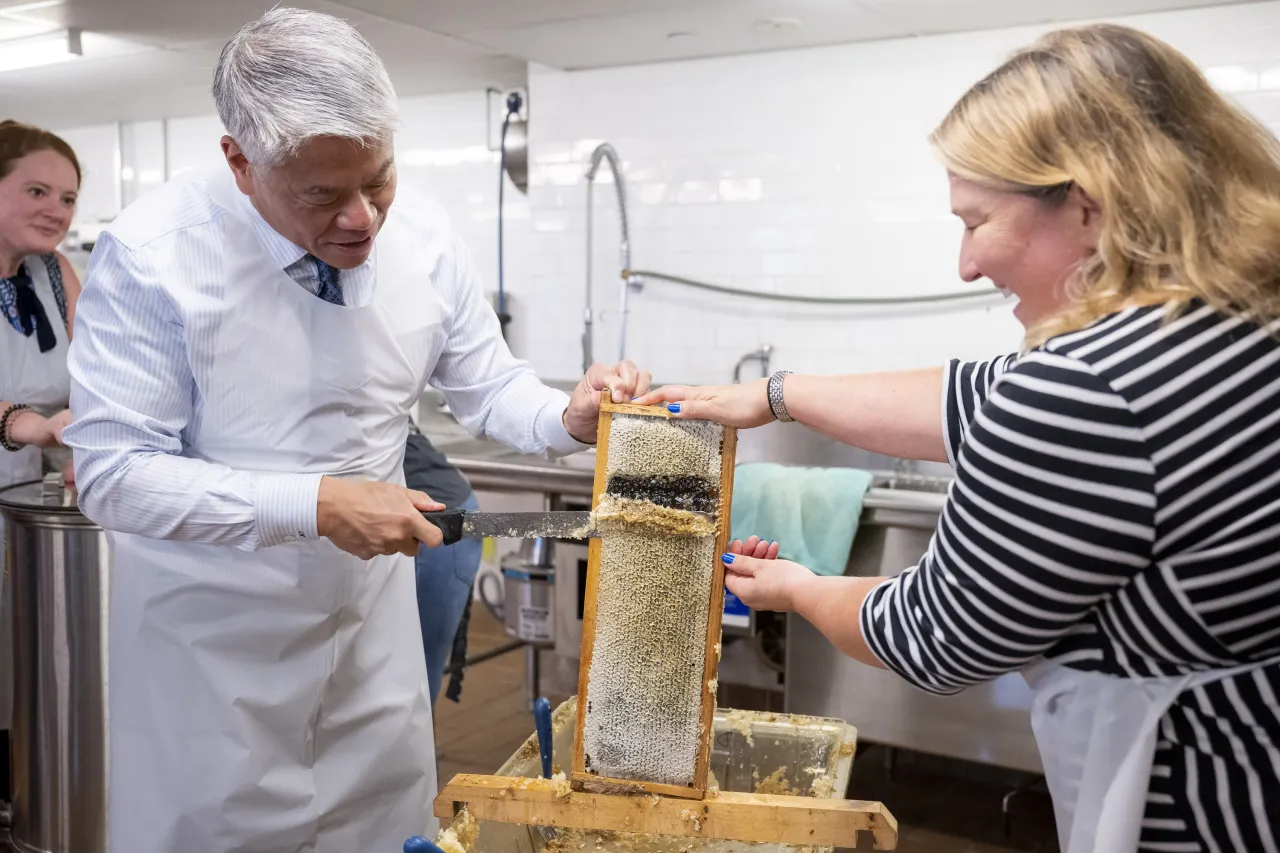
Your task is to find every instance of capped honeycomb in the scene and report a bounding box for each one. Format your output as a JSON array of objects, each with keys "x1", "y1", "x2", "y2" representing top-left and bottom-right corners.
[
  {"x1": 583, "y1": 532, "x2": 716, "y2": 786},
  {"x1": 604, "y1": 416, "x2": 723, "y2": 481},
  {"x1": 581, "y1": 413, "x2": 726, "y2": 789}
]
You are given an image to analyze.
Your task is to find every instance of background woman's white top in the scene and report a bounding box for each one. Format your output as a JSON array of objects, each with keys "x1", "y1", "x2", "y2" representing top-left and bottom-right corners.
[{"x1": 0, "y1": 252, "x2": 72, "y2": 730}]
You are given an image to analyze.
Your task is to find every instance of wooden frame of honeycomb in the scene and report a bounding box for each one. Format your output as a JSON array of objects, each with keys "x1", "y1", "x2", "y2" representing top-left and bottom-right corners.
[{"x1": 570, "y1": 398, "x2": 738, "y2": 801}]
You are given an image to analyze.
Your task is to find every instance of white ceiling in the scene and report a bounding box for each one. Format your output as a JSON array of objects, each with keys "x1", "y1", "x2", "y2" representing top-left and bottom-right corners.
[{"x1": 0, "y1": 0, "x2": 1255, "y2": 129}]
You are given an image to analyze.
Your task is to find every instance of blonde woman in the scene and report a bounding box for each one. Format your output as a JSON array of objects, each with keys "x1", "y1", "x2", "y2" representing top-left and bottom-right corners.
[{"x1": 640, "y1": 24, "x2": 1280, "y2": 853}]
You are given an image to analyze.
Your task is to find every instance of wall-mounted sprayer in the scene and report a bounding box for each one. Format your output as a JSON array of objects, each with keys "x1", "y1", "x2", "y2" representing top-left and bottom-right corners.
[
  {"x1": 583, "y1": 143, "x2": 641, "y2": 372},
  {"x1": 500, "y1": 93, "x2": 528, "y2": 195},
  {"x1": 491, "y1": 88, "x2": 528, "y2": 340}
]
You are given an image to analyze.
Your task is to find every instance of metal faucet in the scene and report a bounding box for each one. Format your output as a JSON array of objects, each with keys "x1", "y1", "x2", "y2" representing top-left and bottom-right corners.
[
  {"x1": 583, "y1": 143, "x2": 638, "y2": 371},
  {"x1": 732, "y1": 344, "x2": 774, "y2": 383}
]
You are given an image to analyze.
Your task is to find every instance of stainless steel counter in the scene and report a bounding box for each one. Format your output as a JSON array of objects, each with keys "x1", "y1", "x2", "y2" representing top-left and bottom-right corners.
[
  {"x1": 417, "y1": 391, "x2": 597, "y2": 498},
  {"x1": 442, "y1": 446, "x2": 597, "y2": 497}
]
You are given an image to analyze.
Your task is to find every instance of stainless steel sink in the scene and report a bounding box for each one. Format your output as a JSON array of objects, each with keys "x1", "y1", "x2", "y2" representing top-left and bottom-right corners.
[
  {"x1": 737, "y1": 420, "x2": 953, "y2": 480},
  {"x1": 433, "y1": 437, "x2": 522, "y2": 460},
  {"x1": 873, "y1": 472, "x2": 951, "y2": 493}
]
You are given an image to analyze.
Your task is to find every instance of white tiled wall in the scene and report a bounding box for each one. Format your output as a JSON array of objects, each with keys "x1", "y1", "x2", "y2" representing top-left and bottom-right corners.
[
  {"x1": 54, "y1": 124, "x2": 118, "y2": 228},
  {"x1": 509, "y1": 1, "x2": 1280, "y2": 384},
  {"x1": 49, "y1": 1, "x2": 1280, "y2": 385}
]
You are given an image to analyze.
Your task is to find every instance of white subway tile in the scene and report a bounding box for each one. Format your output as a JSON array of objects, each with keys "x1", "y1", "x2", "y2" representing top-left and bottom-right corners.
[
  {"x1": 760, "y1": 253, "x2": 808, "y2": 277},
  {"x1": 69, "y1": 2, "x2": 1280, "y2": 385}
]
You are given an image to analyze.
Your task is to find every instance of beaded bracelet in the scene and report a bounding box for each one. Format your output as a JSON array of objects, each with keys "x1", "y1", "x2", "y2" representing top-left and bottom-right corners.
[{"x1": 0, "y1": 403, "x2": 34, "y2": 452}]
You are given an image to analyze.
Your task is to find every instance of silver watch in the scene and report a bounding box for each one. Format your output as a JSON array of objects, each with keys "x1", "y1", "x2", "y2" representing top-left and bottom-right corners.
[{"x1": 767, "y1": 370, "x2": 794, "y2": 422}]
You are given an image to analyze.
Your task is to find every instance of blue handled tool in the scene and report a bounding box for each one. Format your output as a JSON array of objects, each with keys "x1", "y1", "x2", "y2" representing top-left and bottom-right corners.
[
  {"x1": 403, "y1": 837, "x2": 445, "y2": 853},
  {"x1": 534, "y1": 696, "x2": 553, "y2": 780},
  {"x1": 529, "y1": 696, "x2": 559, "y2": 844}
]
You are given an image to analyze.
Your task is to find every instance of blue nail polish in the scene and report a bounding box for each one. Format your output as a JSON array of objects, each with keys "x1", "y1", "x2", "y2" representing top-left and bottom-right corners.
[
  {"x1": 721, "y1": 553, "x2": 735, "y2": 564},
  {"x1": 668, "y1": 403, "x2": 681, "y2": 414}
]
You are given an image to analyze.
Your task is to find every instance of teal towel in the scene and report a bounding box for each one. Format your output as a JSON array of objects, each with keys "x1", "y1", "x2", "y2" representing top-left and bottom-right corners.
[{"x1": 729, "y1": 462, "x2": 874, "y2": 576}]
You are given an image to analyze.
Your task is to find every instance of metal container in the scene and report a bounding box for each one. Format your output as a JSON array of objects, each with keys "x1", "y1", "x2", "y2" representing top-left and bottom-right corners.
[
  {"x1": 500, "y1": 538, "x2": 555, "y2": 646},
  {"x1": 0, "y1": 475, "x2": 109, "y2": 853},
  {"x1": 436, "y1": 697, "x2": 860, "y2": 853}
]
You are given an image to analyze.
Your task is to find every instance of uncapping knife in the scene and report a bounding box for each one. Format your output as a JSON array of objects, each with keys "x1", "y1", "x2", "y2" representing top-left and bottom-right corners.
[
  {"x1": 421, "y1": 509, "x2": 597, "y2": 545},
  {"x1": 420, "y1": 508, "x2": 715, "y2": 545}
]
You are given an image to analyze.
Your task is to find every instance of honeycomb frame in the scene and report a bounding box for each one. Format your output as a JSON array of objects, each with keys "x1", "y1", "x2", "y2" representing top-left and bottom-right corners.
[{"x1": 571, "y1": 399, "x2": 738, "y2": 801}]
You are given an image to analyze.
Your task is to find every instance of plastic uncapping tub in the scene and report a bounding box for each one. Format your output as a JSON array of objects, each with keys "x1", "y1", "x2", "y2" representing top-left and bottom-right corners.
[{"x1": 438, "y1": 697, "x2": 858, "y2": 853}]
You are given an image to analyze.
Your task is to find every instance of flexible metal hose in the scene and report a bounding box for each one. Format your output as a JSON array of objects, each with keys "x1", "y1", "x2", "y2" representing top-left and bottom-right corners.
[
  {"x1": 585, "y1": 143, "x2": 631, "y2": 273},
  {"x1": 585, "y1": 144, "x2": 635, "y2": 364},
  {"x1": 632, "y1": 269, "x2": 1000, "y2": 306}
]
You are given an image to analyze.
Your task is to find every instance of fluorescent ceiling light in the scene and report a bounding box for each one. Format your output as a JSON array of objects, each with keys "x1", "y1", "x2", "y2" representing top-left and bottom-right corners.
[
  {"x1": 0, "y1": 27, "x2": 82, "y2": 73},
  {"x1": 0, "y1": 0, "x2": 65, "y2": 34},
  {"x1": 0, "y1": 0, "x2": 65, "y2": 16}
]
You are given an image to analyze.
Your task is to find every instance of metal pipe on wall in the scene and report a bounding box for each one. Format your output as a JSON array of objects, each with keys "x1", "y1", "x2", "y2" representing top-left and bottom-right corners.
[
  {"x1": 161, "y1": 117, "x2": 169, "y2": 183},
  {"x1": 113, "y1": 121, "x2": 124, "y2": 216},
  {"x1": 579, "y1": 143, "x2": 998, "y2": 374},
  {"x1": 632, "y1": 268, "x2": 1000, "y2": 307},
  {"x1": 583, "y1": 178, "x2": 595, "y2": 374}
]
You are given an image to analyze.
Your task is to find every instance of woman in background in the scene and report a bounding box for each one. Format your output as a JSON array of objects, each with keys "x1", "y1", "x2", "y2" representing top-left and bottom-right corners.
[
  {"x1": 0, "y1": 119, "x2": 83, "y2": 799},
  {"x1": 642, "y1": 25, "x2": 1280, "y2": 852}
]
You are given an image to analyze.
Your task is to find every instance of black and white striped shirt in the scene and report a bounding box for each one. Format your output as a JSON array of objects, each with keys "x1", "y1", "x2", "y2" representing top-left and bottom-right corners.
[{"x1": 861, "y1": 302, "x2": 1280, "y2": 851}]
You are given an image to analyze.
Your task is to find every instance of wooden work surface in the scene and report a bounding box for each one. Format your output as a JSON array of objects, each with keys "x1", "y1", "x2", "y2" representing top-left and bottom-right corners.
[
  {"x1": 435, "y1": 774, "x2": 899, "y2": 850},
  {"x1": 571, "y1": 399, "x2": 737, "y2": 800}
]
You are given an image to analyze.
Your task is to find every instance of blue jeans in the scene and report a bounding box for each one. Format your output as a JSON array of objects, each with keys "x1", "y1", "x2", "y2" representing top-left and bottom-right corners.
[{"x1": 415, "y1": 494, "x2": 484, "y2": 705}]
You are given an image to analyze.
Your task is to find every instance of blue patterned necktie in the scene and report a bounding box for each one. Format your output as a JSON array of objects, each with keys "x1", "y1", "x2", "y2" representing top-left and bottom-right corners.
[
  {"x1": 4, "y1": 265, "x2": 56, "y2": 352},
  {"x1": 311, "y1": 256, "x2": 344, "y2": 306}
]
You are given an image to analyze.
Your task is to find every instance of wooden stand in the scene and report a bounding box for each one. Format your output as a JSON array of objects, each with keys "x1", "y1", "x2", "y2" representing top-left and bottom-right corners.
[
  {"x1": 434, "y1": 775, "x2": 899, "y2": 850},
  {"x1": 570, "y1": 399, "x2": 737, "y2": 800}
]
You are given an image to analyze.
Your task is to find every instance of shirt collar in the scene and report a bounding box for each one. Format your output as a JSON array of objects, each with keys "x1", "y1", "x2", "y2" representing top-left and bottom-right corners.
[{"x1": 239, "y1": 191, "x2": 309, "y2": 272}]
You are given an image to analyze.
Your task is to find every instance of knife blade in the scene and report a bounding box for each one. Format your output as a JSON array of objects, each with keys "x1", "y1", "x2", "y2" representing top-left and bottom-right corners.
[
  {"x1": 422, "y1": 509, "x2": 597, "y2": 545},
  {"x1": 421, "y1": 507, "x2": 720, "y2": 544}
]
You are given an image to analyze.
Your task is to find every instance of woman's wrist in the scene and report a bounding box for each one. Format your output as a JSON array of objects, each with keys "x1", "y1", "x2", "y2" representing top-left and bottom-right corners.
[
  {"x1": 786, "y1": 569, "x2": 825, "y2": 618},
  {"x1": 6, "y1": 409, "x2": 45, "y2": 448}
]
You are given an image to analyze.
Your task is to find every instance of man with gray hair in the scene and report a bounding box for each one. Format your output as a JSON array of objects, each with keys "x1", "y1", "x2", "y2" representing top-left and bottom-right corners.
[{"x1": 63, "y1": 8, "x2": 650, "y2": 852}]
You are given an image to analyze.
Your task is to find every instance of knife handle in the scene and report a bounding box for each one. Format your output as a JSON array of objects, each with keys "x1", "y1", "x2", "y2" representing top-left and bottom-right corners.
[
  {"x1": 404, "y1": 837, "x2": 446, "y2": 853},
  {"x1": 422, "y1": 508, "x2": 465, "y2": 546},
  {"x1": 534, "y1": 696, "x2": 553, "y2": 779}
]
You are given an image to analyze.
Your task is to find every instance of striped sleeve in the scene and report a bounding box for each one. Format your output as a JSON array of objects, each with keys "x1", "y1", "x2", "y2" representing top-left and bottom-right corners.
[
  {"x1": 64, "y1": 233, "x2": 322, "y2": 551},
  {"x1": 942, "y1": 353, "x2": 1019, "y2": 468},
  {"x1": 861, "y1": 350, "x2": 1156, "y2": 694}
]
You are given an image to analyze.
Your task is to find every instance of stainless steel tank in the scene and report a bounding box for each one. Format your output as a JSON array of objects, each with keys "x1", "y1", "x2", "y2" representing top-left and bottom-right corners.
[{"x1": 0, "y1": 474, "x2": 108, "y2": 853}]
